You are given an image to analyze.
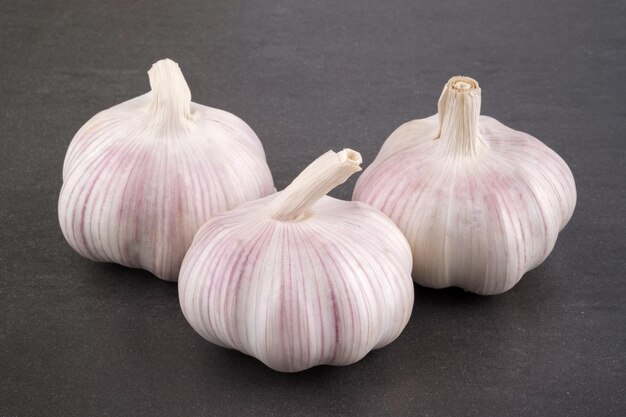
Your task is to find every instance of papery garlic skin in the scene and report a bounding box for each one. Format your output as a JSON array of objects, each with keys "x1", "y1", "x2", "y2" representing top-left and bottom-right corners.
[
  {"x1": 353, "y1": 76, "x2": 576, "y2": 295},
  {"x1": 179, "y1": 150, "x2": 414, "y2": 372},
  {"x1": 59, "y1": 59, "x2": 274, "y2": 281}
]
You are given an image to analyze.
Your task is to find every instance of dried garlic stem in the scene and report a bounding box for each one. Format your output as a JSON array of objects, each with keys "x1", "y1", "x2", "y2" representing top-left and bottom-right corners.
[
  {"x1": 437, "y1": 75, "x2": 487, "y2": 156},
  {"x1": 268, "y1": 149, "x2": 362, "y2": 221},
  {"x1": 147, "y1": 58, "x2": 192, "y2": 123}
]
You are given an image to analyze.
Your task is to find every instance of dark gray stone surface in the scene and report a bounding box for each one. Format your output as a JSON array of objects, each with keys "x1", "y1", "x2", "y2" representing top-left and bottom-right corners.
[{"x1": 1, "y1": 0, "x2": 624, "y2": 416}]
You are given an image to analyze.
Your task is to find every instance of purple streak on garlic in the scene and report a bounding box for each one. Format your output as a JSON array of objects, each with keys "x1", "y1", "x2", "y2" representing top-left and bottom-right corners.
[
  {"x1": 353, "y1": 76, "x2": 576, "y2": 295},
  {"x1": 58, "y1": 59, "x2": 274, "y2": 281},
  {"x1": 179, "y1": 149, "x2": 414, "y2": 372}
]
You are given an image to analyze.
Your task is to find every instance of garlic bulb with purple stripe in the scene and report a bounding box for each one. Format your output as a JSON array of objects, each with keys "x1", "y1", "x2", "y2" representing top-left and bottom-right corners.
[
  {"x1": 353, "y1": 76, "x2": 576, "y2": 295},
  {"x1": 58, "y1": 59, "x2": 274, "y2": 281},
  {"x1": 179, "y1": 149, "x2": 414, "y2": 372}
]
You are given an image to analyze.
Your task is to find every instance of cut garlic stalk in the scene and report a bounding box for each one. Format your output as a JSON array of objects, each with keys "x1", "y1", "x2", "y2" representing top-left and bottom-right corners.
[
  {"x1": 353, "y1": 76, "x2": 576, "y2": 295},
  {"x1": 58, "y1": 59, "x2": 274, "y2": 281},
  {"x1": 179, "y1": 149, "x2": 414, "y2": 372}
]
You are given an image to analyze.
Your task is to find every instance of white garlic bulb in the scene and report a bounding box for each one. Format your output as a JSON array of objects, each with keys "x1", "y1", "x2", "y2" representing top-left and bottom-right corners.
[
  {"x1": 353, "y1": 76, "x2": 576, "y2": 295},
  {"x1": 179, "y1": 149, "x2": 414, "y2": 372},
  {"x1": 59, "y1": 59, "x2": 274, "y2": 281}
]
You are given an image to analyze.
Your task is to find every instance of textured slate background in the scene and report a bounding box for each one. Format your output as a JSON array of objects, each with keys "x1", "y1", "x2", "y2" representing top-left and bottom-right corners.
[{"x1": 1, "y1": 0, "x2": 624, "y2": 416}]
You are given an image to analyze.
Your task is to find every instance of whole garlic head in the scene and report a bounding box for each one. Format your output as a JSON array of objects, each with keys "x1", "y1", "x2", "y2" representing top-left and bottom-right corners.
[
  {"x1": 353, "y1": 76, "x2": 576, "y2": 295},
  {"x1": 179, "y1": 149, "x2": 414, "y2": 372},
  {"x1": 59, "y1": 59, "x2": 274, "y2": 281}
]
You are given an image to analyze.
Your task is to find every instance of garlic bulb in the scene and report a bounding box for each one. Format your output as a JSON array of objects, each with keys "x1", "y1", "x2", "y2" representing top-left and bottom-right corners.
[
  {"x1": 179, "y1": 149, "x2": 414, "y2": 372},
  {"x1": 353, "y1": 76, "x2": 576, "y2": 295},
  {"x1": 58, "y1": 59, "x2": 274, "y2": 281}
]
